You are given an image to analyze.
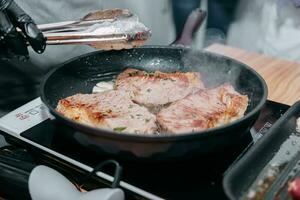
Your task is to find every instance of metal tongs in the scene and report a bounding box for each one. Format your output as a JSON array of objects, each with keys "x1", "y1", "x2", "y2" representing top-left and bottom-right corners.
[{"x1": 35, "y1": 9, "x2": 151, "y2": 50}]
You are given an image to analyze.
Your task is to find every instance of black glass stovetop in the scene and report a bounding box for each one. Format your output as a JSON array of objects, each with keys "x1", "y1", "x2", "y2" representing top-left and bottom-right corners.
[{"x1": 10, "y1": 101, "x2": 290, "y2": 199}]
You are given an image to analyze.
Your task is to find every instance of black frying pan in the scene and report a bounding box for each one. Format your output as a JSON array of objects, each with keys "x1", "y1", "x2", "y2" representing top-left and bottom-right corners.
[
  {"x1": 40, "y1": 9, "x2": 267, "y2": 162},
  {"x1": 41, "y1": 46, "x2": 267, "y2": 161}
]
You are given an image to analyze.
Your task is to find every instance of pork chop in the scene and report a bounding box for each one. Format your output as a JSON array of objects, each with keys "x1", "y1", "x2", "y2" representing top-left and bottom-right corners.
[
  {"x1": 56, "y1": 90, "x2": 157, "y2": 134},
  {"x1": 157, "y1": 83, "x2": 249, "y2": 134},
  {"x1": 115, "y1": 68, "x2": 205, "y2": 107}
]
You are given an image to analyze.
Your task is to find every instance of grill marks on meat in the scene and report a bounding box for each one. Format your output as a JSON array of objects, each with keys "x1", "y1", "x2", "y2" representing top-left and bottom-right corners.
[
  {"x1": 157, "y1": 83, "x2": 249, "y2": 134},
  {"x1": 56, "y1": 90, "x2": 157, "y2": 134},
  {"x1": 115, "y1": 68, "x2": 204, "y2": 107}
]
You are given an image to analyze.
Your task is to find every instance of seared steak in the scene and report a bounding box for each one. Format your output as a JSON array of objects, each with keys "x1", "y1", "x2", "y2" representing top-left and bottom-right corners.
[
  {"x1": 157, "y1": 83, "x2": 249, "y2": 134},
  {"x1": 57, "y1": 67, "x2": 249, "y2": 135},
  {"x1": 115, "y1": 68, "x2": 204, "y2": 107},
  {"x1": 56, "y1": 90, "x2": 157, "y2": 134}
]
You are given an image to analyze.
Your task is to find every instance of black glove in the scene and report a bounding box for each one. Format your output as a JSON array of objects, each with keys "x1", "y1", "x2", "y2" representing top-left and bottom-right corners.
[{"x1": 0, "y1": 0, "x2": 46, "y2": 60}]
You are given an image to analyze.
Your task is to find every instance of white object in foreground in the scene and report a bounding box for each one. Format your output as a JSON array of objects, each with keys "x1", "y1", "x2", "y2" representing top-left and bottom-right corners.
[{"x1": 29, "y1": 165, "x2": 124, "y2": 200}]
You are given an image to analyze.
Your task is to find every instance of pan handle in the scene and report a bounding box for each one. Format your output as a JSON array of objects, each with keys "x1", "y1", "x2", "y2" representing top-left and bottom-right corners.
[
  {"x1": 172, "y1": 8, "x2": 207, "y2": 46},
  {"x1": 79, "y1": 160, "x2": 122, "y2": 189}
]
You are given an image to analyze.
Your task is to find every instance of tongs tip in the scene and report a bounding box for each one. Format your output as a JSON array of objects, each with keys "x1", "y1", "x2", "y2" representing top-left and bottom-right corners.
[{"x1": 81, "y1": 8, "x2": 133, "y2": 21}]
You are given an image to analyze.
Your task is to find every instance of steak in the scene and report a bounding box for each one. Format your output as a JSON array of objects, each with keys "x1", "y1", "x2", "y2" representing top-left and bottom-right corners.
[
  {"x1": 56, "y1": 90, "x2": 157, "y2": 134},
  {"x1": 157, "y1": 83, "x2": 249, "y2": 134},
  {"x1": 115, "y1": 68, "x2": 204, "y2": 107}
]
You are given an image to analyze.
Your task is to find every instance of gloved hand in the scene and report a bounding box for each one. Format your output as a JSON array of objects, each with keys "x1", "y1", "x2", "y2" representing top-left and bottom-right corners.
[{"x1": 0, "y1": 0, "x2": 46, "y2": 60}]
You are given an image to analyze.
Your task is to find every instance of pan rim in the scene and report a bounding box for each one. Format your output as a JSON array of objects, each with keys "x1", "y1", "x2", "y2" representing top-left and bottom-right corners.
[{"x1": 40, "y1": 45, "x2": 268, "y2": 142}]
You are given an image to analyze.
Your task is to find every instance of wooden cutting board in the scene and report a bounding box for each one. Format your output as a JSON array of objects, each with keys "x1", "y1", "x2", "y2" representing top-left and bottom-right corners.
[{"x1": 205, "y1": 44, "x2": 300, "y2": 106}]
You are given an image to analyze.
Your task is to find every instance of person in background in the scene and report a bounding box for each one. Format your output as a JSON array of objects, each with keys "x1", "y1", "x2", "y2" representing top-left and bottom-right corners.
[
  {"x1": 227, "y1": 0, "x2": 300, "y2": 62},
  {"x1": 172, "y1": 0, "x2": 238, "y2": 46}
]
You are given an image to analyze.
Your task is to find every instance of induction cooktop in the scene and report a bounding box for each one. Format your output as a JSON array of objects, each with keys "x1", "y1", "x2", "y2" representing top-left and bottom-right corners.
[{"x1": 0, "y1": 98, "x2": 289, "y2": 199}]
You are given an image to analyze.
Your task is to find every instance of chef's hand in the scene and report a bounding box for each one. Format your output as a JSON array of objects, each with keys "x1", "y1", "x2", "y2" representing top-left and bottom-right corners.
[{"x1": 0, "y1": 0, "x2": 46, "y2": 60}]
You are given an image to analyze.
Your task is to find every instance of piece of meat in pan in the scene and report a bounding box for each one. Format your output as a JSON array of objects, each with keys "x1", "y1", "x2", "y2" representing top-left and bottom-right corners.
[
  {"x1": 56, "y1": 90, "x2": 157, "y2": 134},
  {"x1": 115, "y1": 68, "x2": 205, "y2": 107},
  {"x1": 157, "y1": 83, "x2": 249, "y2": 134}
]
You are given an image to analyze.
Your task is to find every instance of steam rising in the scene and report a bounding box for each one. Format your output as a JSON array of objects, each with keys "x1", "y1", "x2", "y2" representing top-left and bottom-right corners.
[
  {"x1": 203, "y1": 28, "x2": 226, "y2": 48},
  {"x1": 181, "y1": 49, "x2": 242, "y2": 89},
  {"x1": 180, "y1": 49, "x2": 263, "y2": 112}
]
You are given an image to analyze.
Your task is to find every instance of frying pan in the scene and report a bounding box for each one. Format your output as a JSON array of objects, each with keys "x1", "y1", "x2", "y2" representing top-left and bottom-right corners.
[{"x1": 40, "y1": 10, "x2": 268, "y2": 162}]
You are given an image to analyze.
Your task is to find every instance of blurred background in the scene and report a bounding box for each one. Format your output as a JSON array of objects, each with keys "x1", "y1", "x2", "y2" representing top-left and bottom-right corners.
[{"x1": 103, "y1": 0, "x2": 300, "y2": 63}]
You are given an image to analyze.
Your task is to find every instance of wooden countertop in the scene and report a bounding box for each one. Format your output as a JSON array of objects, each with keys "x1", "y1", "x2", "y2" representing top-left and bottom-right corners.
[{"x1": 205, "y1": 44, "x2": 300, "y2": 106}]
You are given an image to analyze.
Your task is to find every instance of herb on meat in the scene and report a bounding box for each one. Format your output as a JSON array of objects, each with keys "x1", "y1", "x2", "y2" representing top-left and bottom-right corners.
[{"x1": 113, "y1": 127, "x2": 127, "y2": 132}]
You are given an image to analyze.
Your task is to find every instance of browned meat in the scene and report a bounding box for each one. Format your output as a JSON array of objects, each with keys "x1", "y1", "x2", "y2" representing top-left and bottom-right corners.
[
  {"x1": 157, "y1": 83, "x2": 249, "y2": 134},
  {"x1": 56, "y1": 90, "x2": 157, "y2": 134},
  {"x1": 115, "y1": 68, "x2": 204, "y2": 107}
]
